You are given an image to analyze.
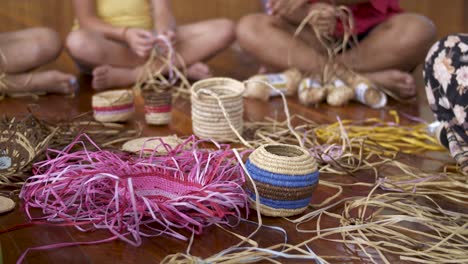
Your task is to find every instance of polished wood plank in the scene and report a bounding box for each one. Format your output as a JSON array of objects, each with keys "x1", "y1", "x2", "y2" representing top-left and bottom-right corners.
[{"x1": 0, "y1": 1, "x2": 461, "y2": 263}]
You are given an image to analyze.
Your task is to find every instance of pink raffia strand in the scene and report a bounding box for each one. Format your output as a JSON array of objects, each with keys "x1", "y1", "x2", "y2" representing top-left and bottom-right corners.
[{"x1": 20, "y1": 134, "x2": 249, "y2": 247}]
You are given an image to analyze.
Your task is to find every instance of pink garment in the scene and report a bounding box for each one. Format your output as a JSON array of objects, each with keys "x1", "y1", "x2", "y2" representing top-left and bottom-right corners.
[{"x1": 310, "y1": 0, "x2": 403, "y2": 35}]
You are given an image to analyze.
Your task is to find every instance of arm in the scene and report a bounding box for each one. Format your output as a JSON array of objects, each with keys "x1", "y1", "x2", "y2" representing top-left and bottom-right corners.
[
  {"x1": 151, "y1": 0, "x2": 177, "y2": 45},
  {"x1": 151, "y1": 0, "x2": 176, "y2": 34},
  {"x1": 72, "y1": 0, "x2": 126, "y2": 41}
]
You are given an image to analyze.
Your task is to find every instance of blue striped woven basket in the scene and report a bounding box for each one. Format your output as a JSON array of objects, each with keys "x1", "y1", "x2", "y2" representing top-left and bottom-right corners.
[{"x1": 245, "y1": 144, "x2": 319, "y2": 217}]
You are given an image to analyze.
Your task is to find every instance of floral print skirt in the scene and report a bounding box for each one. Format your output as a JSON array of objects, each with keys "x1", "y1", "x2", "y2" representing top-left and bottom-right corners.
[{"x1": 424, "y1": 34, "x2": 468, "y2": 174}]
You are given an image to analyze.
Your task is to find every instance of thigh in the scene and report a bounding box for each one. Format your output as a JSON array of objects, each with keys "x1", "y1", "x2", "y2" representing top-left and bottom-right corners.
[
  {"x1": 0, "y1": 28, "x2": 61, "y2": 73},
  {"x1": 67, "y1": 29, "x2": 146, "y2": 68},
  {"x1": 342, "y1": 13, "x2": 436, "y2": 72},
  {"x1": 174, "y1": 19, "x2": 235, "y2": 64}
]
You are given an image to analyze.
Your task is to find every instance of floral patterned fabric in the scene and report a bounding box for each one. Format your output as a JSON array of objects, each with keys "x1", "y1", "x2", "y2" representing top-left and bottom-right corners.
[{"x1": 424, "y1": 34, "x2": 468, "y2": 174}]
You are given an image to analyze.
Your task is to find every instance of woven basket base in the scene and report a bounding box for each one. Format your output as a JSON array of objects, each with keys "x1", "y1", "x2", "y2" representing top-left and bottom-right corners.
[
  {"x1": 145, "y1": 112, "x2": 171, "y2": 125},
  {"x1": 0, "y1": 196, "x2": 15, "y2": 213},
  {"x1": 94, "y1": 111, "x2": 134, "y2": 123},
  {"x1": 248, "y1": 198, "x2": 307, "y2": 217}
]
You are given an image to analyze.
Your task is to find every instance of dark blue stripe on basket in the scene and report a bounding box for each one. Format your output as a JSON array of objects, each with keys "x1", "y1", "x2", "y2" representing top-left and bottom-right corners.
[
  {"x1": 246, "y1": 159, "x2": 319, "y2": 188},
  {"x1": 248, "y1": 191, "x2": 312, "y2": 210}
]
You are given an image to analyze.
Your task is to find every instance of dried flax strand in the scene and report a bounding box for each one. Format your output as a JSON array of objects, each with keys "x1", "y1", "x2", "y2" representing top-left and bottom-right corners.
[
  {"x1": 19, "y1": 135, "x2": 249, "y2": 262},
  {"x1": 239, "y1": 110, "x2": 444, "y2": 178},
  {"x1": 293, "y1": 6, "x2": 356, "y2": 106},
  {"x1": 134, "y1": 36, "x2": 190, "y2": 93},
  {"x1": 289, "y1": 181, "x2": 468, "y2": 264},
  {"x1": 134, "y1": 36, "x2": 190, "y2": 125},
  {"x1": 378, "y1": 160, "x2": 468, "y2": 204}
]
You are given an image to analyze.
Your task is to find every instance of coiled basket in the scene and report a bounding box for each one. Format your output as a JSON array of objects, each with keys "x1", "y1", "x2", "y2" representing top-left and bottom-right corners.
[
  {"x1": 245, "y1": 144, "x2": 319, "y2": 217},
  {"x1": 191, "y1": 78, "x2": 245, "y2": 142}
]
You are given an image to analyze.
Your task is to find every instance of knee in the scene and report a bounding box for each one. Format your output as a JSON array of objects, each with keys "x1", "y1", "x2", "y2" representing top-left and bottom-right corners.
[
  {"x1": 213, "y1": 18, "x2": 236, "y2": 47},
  {"x1": 31, "y1": 27, "x2": 63, "y2": 61},
  {"x1": 236, "y1": 14, "x2": 272, "y2": 51},
  {"x1": 396, "y1": 14, "x2": 437, "y2": 53},
  {"x1": 66, "y1": 30, "x2": 100, "y2": 61}
]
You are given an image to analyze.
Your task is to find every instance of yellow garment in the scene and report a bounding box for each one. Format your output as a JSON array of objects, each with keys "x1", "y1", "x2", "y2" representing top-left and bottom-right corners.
[{"x1": 74, "y1": 0, "x2": 153, "y2": 30}]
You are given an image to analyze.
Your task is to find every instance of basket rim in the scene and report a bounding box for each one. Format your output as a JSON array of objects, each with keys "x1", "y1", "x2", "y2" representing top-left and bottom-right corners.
[
  {"x1": 259, "y1": 143, "x2": 310, "y2": 159},
  {"x1": 191, "y1": 77, "x2": 245, "y2": 99},
  {"x1": 92, "y1": 89, "x2": 134, "y2": 105}
]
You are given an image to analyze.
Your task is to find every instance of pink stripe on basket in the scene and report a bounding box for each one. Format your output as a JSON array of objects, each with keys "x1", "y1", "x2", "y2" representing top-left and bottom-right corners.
[
  {"x1": 145, "y1": 105, "x2": 171, "y2": 113},
  {"x1": 93, "y1": 103, "x2": 134, "y2": 112}
]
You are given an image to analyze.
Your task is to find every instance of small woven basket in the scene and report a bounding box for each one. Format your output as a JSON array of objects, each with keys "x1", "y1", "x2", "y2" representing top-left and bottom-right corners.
[
  {"x1": 0, "y1": 131, "x2": 35, "y2": 177},
  {"x1": 142, "y1": 89, "x2": 173, "y2": 125},
  {"x1": 122, "y1": 135, "x2": 184, "y2": 156},
  {"x1": 92, "y1": 89, "x2": 135, "y2": 123},
  {"x1": 191, "y1": 78, "x2": 245, "y2": 142},
  {"x1": 245, "y1": 144, "x2": 319, "y2": 217}
]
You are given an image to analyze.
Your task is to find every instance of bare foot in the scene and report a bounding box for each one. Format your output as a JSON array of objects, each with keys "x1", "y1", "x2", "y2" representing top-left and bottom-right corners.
[
  {"x1": 92, "y1": 65, "x2": 138, "y2": 91},
  {"x1": 364, "y1": 70, "x2": 416, "y2": 99},
  {"x1": 5, "y1": 70, "x2": 77, "y2": 95},
  {"x1": 186, "y1": 62, "x2": 212, "y2": 80}
]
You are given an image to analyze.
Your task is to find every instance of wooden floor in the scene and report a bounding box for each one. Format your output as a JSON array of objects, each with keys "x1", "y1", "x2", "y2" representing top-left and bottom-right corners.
[{"x1": 0, "y1": 46, "x2": 451, "y2": 264}]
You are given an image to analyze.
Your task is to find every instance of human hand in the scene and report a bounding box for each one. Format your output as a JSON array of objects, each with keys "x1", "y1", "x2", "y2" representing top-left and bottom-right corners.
[
  {"x1": 154, "y1": 29, "x2": 176, "y2": 55},
  {"x1": 160, "y1": 29, "x2": 176, "y2": 46},
  {"x1": 123, "y1": 28, "x2": 156, "y2": 57},
  {"x1": 266, "y1": 0, "x2": 309, "y2": 18},
  {"x1": 308, "y1": 2, "x2": 336, "y2": 36}
]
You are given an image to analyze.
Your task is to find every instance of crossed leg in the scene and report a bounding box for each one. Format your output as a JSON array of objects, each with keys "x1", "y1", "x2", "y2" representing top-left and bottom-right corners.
[
  {"x1": 236, "y1": 12, "x2": 436, "y2": 98},
  {"x1": 66, "y1": 19, "x2": 235, "y2": 90},
  {"x1": 0, "y1": 27, "x2": 76, "y2": 95}
]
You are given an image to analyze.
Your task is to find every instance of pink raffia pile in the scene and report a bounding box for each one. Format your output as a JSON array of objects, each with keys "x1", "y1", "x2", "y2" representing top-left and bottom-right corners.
[{"x1": 20, "y1": 134, "x2": 249, "y2": 246}]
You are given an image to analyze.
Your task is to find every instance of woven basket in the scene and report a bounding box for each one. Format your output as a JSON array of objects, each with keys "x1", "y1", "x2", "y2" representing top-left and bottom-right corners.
[
  {"x1": 191, "y1": 78, "x2": 245, "y2": 141},
  {"x1": 245, "y1": 144, "x2": 319, "y2": 217},
  {"x1": 0, "y1": 131, "x2": 35, "y2": 177},
  {"x1": 122, "y1": 135, "x2": 184, "y2": 156},
  {"x1": 142, "y1": 89, "x2": 173, "y2": 125},
  {"x1": 92, "y1": 89, "x2": 135, "y2": 123}
]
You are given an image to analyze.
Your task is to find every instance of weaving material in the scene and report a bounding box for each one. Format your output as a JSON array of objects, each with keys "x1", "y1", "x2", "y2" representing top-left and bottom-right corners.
[
  {"x1": 0, "y1": 196, "x2": 15, "y2": 213},
  {"x1": 244, "y1": 69, "x2": 302, "y2": 101},
  {"x1": 121, "y1": 135, "x2": 184, "y2": 155},
  {"x1": 92, "y1": 89, "x2": 135, "y2": 122},
  {"x1": 20, "y1": 134, "x2": 249, "y2": 247},
  {"x1": 191, "y1": 78, "x2": 245, "y2": 142},
  {"x1": 0, "y1": 115, "x2": 56, "y2": 185},
  {"x1": 245, "y1": 144, "x2": 319, "y2": 217},
  {"x1": 142, "y1": 89, "x2": 172, "y2": 125}
]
